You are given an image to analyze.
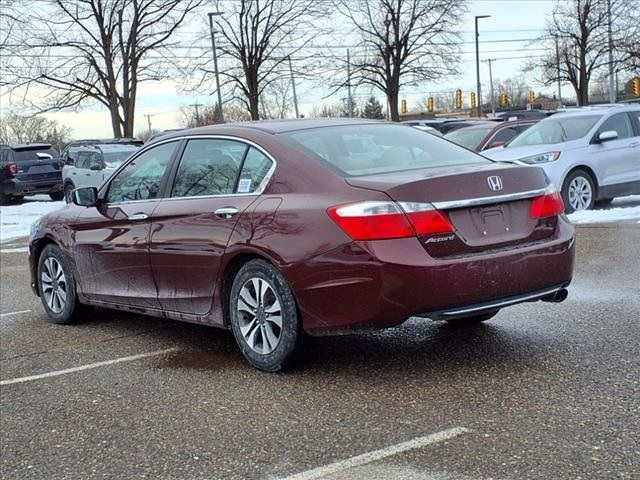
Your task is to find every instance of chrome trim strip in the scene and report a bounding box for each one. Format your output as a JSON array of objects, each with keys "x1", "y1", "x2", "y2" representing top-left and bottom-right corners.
[
  {"x1": 104, "y1": 134, "x2": 278, "y2": 207},
  {"x1": 439, "y1": 286, "x2": 562, "y2": 317},
  {"x1": 432, "y1": 188, "x2": 546, "y2": 210}
]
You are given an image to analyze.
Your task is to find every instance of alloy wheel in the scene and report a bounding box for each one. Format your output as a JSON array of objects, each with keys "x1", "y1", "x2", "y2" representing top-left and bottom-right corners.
[
  {"x1": 41, "y1": 257, "x2": 67, "y2": 314},
  {"x1": 236, "y1": 277, "x2": 283, "y2": 354},
  {"x1": 568, "y1": 176, "x2": 592, "y2": 211}
]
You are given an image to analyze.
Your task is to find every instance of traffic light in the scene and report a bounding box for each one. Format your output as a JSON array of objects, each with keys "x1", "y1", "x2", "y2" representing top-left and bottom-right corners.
[
  {"x1": 470, "y1": 92, "x2": 476, "y2": 109},
  {"x1": 529, "y1": 91, "x2": 535, "y2": 104},
  {"x1": 455, "y1": 89, "x2": 462, "y2": 109},
  {"x1": 633, "y1": 77, "x2": 640, "y2": 97},
  {"x1": 427, "y1": 97, "x2": 434, "y2": 113},
  {"x1": 401, "y1": 98, "x2": 407, "y2": 114},
  {"x1": 499, "y1": 92, "x2": 508, "y2": 108}
]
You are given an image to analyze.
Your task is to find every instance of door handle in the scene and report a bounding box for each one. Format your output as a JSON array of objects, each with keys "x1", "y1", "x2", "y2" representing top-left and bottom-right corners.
[
  {"x1": 128, "y1": 213, "x2": 149, "y2": 222},
  {"x1": 214, "y1": 207, "x2": 239, "y2": 219}
]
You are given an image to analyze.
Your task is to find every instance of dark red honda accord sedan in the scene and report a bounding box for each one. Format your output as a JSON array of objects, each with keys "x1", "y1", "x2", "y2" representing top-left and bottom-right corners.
[{"x1": 29, "y1": 119, "x2": 575, "y2": 371}]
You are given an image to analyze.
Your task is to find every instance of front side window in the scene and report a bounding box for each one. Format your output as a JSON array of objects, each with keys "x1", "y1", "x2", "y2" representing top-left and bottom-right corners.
[
  {"x1": 445, "y1": 127, "x2": 494, "y2": 150},
  {"x1": 284, "y1": 124, "x2": 487, "y2": 176},
  {"x1": 598, "y1": 113, "x2": 634, "y2": 140},
  {"x1": 172, "y1": 139, "x2": 246, "y2": 197},
  {"x1": 106, "y1": 142, "x2": 176, "y2": 203},
  {"x1": 509, "y1": 115, "x2": 601, "y2": 147}
]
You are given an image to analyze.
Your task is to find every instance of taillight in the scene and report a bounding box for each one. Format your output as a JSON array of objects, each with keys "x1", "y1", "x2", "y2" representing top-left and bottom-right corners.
[
  {"x1": 3, "y1": 163, "x2": 18, "y2": 175},
  {"x1": 327, "y1": 201, "x2": 454, "y2": 241},
  {"x1": 530, "y1": 191, "x2": 564, "y2": 218}
]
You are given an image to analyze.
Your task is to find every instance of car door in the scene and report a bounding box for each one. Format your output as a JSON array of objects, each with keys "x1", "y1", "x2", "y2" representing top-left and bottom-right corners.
[
  {"x1": 72, "y1": 141, "x2": 179, "y2": 309},
  {"x1": 591, "y1": 112, "x2": 639, "y2": 187},
  {"x1": 149, "y1": 138, "x2": 275, "y2": 315}
]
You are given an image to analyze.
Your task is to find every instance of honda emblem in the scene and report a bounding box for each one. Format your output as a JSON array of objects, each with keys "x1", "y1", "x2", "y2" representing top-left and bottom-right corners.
[{"x1": 487, "y1": 176, "x2": 503, "y2": 191}]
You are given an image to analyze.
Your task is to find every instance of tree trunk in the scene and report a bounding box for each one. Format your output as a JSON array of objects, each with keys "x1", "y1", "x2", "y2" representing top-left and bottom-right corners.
[{"x1": 249, "y1": 94, "x2": 260, "y2": 120}]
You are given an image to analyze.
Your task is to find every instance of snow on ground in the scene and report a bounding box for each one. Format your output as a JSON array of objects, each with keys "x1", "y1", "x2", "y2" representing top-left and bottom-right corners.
[
  {"x1": 0, "y1": 195, "x2": 65, "y2": 243},
  {"x1": 567, "y1": 195, "x2": 640, "y2": 224}
]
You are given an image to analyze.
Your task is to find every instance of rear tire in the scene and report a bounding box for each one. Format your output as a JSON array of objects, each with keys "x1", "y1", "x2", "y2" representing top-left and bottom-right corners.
[
  {"x1": 562, "y1": 169, "x2": 595, "y2": 213},
  {"x1": 0, "y1": 191, "x2": 9, "y2": 206},
  {"x1": 445, "y1": 310, "x2": 499, "y2": 326},
  {"x1": 64, "y1": 183, "x2": 75, "y2": 203},
  {"x1": 49, "y1": 191, "x2": 64, "y2": 202},
  {"x1": 37, "y1": 244, "x2": 84, "y2": 324},
  {"x1": 229, "y1": 259, "x2": 302, "y2": 372}
]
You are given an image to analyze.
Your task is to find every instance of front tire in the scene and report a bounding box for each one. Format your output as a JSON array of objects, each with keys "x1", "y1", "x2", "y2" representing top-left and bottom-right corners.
[
  {"x1": 49, "y1": 191, "x2": 64, "y2": 202},
  {"x1": 562, "y1": 170, "x2": 595, "y2": 213},
  {"x1": 37, "y1": 244, "x2": 84, "y2": 324},
  {"x1": 229, "y1": 259, "x2": 301, "y2": 372}
]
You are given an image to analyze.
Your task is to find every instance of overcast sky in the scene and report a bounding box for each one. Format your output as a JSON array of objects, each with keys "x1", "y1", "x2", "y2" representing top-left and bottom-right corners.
[{"x1": 2, "y1": 0, "x2": 561, "y2": 139}]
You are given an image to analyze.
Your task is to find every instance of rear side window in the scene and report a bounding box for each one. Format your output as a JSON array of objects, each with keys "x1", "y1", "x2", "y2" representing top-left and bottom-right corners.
[
  {"x1": 284, "y1": 124, "x2": 487, "y2": 176},
  {"x1": 237, "y1": 148, "x2": 274, "y2": 193},
  {"x1": 172, "y1": 139, "x2": 246, "y2": 197},
  {"x1": 13, "y1": 147, "x2": 59, "y2": 162}
]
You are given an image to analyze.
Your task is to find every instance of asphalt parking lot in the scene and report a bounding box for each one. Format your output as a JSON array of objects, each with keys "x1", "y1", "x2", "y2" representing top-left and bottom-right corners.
[{"x1": 1, "y1": 225, "x2": 639, "y2": 480}]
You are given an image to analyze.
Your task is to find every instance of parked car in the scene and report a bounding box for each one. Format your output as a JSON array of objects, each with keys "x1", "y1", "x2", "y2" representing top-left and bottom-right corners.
[
  {"x1": 0, "y1": 143, "x2": 64, "y2": 205},
  {"x1": 62, "y1": 144, "x2": 141, "y2": 201},
  {"x1": 410, "y1": 125, "x2": 443, "y2": 136},
  {"x1": 445, "y1": 120, "x2": 538, "y2": 152},
  {"x1": 401, "y1": 119, "x2": 456, "y2": 133},
  {"x1": 438, "y1": 120, "x2": 499, "y2": 135},
  {"x1": 483, "y1": 105, "x2": 640, "y2": 213},
  {"x1": 29, "y1": 119, "x2": 575, "y2": 371}
]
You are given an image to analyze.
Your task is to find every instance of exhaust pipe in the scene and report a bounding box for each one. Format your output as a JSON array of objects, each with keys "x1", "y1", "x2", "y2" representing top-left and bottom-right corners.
[{"x1": 541, "y1": 288, "x2": 568, "y2": 303}]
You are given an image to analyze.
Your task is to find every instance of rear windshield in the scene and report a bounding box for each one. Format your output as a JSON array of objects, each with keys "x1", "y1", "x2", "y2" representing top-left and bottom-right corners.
[
  {"x1": 12, "y1": 147, "x2": 59, "y2": 162},
  {"x1": 445, "y1": 127, "x2": 494, "y2": 150},
  {"x1": 282, "y1": 124, "x2": 488, "y2": 176},
  {"x1": 508, "y1": 115, "x2": 601, "y2": 147}
]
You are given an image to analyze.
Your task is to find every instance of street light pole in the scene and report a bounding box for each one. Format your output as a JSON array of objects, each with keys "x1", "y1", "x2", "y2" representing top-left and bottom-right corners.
[
  {"x1": 555, "y1": 35, "x2": 563, "y2": 106},
  {"x1": 606, "y1": 0, "x2": 616, "y2": 103},
  {"x1": 288, "y1": 56, "x2": 300, "y2": 118},
  {"x1": 475, "y1": 15, "x2": 491, "y2": 117},
  {"x1": 208, "y1": 12, "x2": 225, "y2": 123},
  {"x1": 485, "y1": 58, "x2": 495, "y2": 116}
]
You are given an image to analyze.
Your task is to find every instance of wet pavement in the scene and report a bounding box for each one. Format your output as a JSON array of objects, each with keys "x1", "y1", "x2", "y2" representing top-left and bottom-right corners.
[{"x1": 1, "y1": 225, "x2": 639, "y2": 480}]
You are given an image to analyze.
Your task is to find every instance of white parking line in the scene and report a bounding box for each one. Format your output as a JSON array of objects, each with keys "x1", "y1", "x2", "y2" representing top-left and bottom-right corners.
[
  {"x1": 0, "y1": 309, "x2": 32, "y2": 318},
  {"x1": 281, "y1": 427, "x2": 470, "y2": 480},
  {"x1": 0, "y1": 347, "x2": 179, "y2": 386}
]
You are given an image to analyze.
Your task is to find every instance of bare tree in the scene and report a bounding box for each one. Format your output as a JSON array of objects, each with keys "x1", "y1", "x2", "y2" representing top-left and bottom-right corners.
[
  {"x1": 260, "y1": 79, "x2": 294, "y2": 120},
  {"x1": 0, "y1": 113, "x2": 72, "y2": 149},
  {"x1": 533, "y1": 0, "x2": 637, "y2": 106},
  {"x1": 336, "y1": 0, "x2": 465, "y2": 121},
  {"x1": 493, "y1": 77, "x2": 533, "y2": 108},
  {"x1": 202, "y1": 0, "x2": 328, "y2": 120},
  {"x1": 2, "y1": 0, "x2": 203, "y2": 137},
  {"x1": 180, "y1": 101, "x2": 251, "y2": 128}
]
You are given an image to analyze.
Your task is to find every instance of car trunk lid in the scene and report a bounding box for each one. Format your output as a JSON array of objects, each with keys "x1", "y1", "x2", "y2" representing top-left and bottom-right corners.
[{"x1": 346, "y1": 163, "x2": 558, "y2": 257}]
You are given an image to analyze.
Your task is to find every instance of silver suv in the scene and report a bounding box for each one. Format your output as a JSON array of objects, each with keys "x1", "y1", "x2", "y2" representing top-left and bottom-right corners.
[
  {"x1": 62, "y1": 144, "x2": 140, "y2": 202},
  {"x1": 483, "y1": 105, "x2": 640, "y2": 212}
]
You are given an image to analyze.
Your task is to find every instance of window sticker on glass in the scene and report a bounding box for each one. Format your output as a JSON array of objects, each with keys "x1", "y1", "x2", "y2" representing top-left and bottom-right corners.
[{"x1": 237, "y1": 178, "x2": 252, "y2": 193}]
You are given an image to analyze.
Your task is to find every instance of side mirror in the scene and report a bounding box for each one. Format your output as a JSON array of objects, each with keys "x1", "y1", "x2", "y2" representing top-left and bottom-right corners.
[
  {"x1": 597, "y1": 130, "x2": 618, "y2": 143},
  {"x1": 72, "y1": 187, "x2": 99, "y2": 207},
  {"x1": 487, "y1": 140, "x2": 506, "y2": 149}
]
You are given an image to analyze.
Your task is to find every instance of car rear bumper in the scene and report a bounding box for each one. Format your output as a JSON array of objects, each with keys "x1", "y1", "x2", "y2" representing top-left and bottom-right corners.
[
  {"x1": 2, "y1": 177, "x2": 63, "y2": 196},
  {"x1": 288, "y1": 216, "x2": 575, "y2": 332}
]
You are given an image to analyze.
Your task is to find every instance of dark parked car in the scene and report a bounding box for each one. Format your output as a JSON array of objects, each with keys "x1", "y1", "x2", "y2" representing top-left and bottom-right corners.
[
  {"x1": 1, "y1": 143, "x2": 64, "y2": 204},
  {"x1": 29, "y1": 119, "x2": 575, "y2": 371},
  {"x1": 438, "y1": 120, "x2": 499, "y2": 135},
  {"x1": 445, "y1": 120, "x2": 538, "y2": 152}
]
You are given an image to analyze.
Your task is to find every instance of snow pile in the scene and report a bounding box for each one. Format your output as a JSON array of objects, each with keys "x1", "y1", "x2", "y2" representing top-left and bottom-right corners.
[
  {"x1": 0, "y1": 196, "x2": 65, "y2": 243},
  {"x1": 568, "y1": 195, "x2": 640, "y2": 225}
]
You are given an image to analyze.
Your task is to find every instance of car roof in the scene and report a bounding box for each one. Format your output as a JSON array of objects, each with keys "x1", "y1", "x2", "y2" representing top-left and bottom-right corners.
[
  {"x1": 553, "y1": 104, "x2": 640, "y2": 118},
  {"x1": 154, "y1": 118, "x2": 387, "y2": 142}
]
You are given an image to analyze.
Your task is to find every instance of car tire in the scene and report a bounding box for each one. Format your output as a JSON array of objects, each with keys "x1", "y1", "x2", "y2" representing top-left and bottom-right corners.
[
  {"x1": 37, "y1": 244, "x2": 84, "y2": 324},
  {"x1": 229, "y1": 259, "x2": 302, "y2": 372},
  {"x1": 64, "y1": 183, "x2": 75, "y2": 203},
  {"x1": 50, "y1": 191, "x2": 65, "y2": 202},
  {"x1": 561, "y1": 169, "x2": 595, "y2": 213},
  {"x1": 445, "y1": 309, "x2": 499, "y2": 326},
  {"x1": 0, "y1": 191, "x2": 10, "y2": 206}
]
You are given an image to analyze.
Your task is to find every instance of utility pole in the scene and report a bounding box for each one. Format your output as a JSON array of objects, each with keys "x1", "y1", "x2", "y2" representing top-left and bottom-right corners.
[
  {"x1": 190, "y1": 102, "x2": 202, "y2": 126},
  {"x1": 208, "y1": 12, "x2": 225, "y2": 123},
  {"x1": 555, "y1": 35, "x2": 563, "y2": 106},
  {"x1": 475, "y1": 15, "x2": 491, "y2": 117},
  {"x1": 606, "y1": 0, "x2": 616, "y2": 103},
  {"x1": 346, "y1": 49, "x2": 353, "y2": 118},
  {"x1": 144, "y1": 114, "x2": 153, "y2": 136},
  {"x1": 484, "y1": 58, "x2": 496, "y2": 116},
  {"x1": 288, "y1": 56, "x2": 300, "y2": 118}
]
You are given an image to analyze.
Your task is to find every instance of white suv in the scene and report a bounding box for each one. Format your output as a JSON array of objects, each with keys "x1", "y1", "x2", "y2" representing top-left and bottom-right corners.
[
  {"x1": 483, "y1": 105, "x2": 640, "y2": 212},
  {"x1": 63, "y1": 144, "x2": 140, "y2": 202}
]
